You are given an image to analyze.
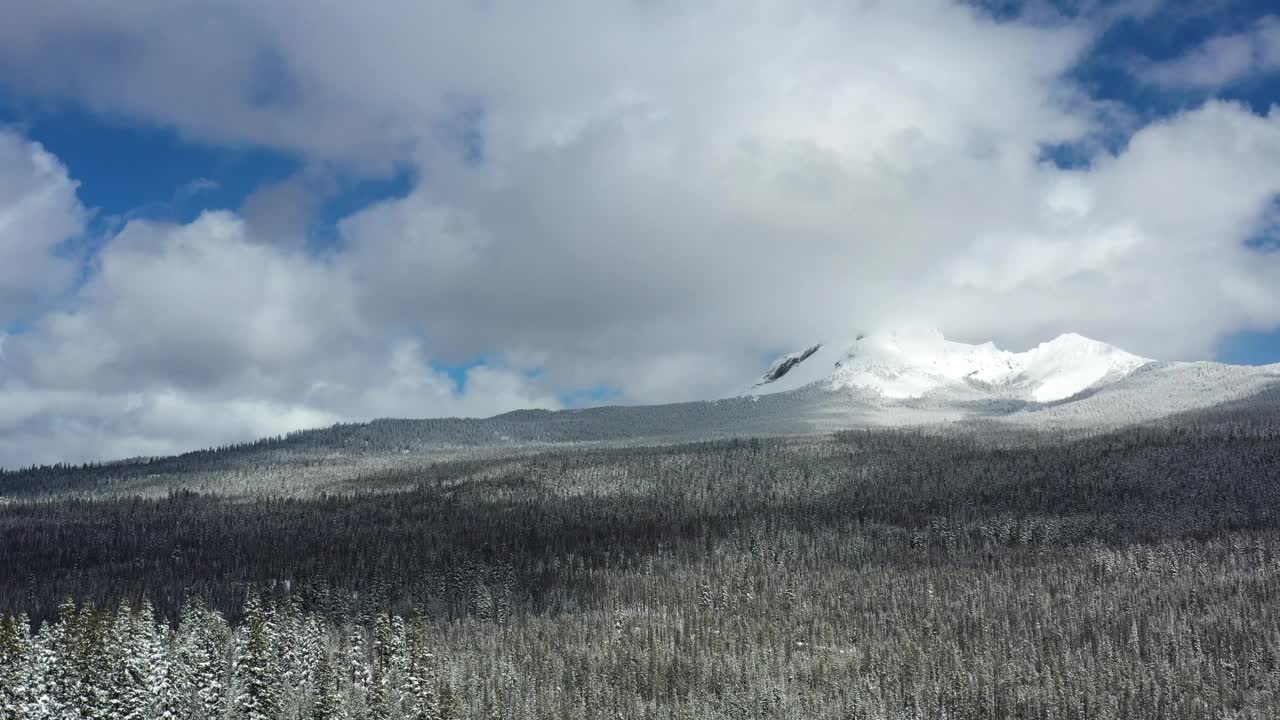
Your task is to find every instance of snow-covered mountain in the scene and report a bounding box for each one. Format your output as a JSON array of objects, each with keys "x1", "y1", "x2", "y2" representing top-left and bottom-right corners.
[
  {"x1": 38, "y1": 330, "x2": 1277, "y2": 471},
  {"x1": 740, "y1": 329, "x2": 1280, "y2": 430},
  {"x1": 750, "y1": 329, "x2": 1151, "y2": 402}
]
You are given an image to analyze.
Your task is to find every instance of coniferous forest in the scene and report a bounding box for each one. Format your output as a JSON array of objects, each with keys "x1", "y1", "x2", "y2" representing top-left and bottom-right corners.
[{"x1": 3, "y1": 422, "x2": 1280, "y2": 718}]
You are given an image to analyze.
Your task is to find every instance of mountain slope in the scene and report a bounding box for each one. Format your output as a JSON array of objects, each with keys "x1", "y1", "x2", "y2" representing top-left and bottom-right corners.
[
  {"x1": 4, "y1": 331, "x2": 1277, "y2": 487},
  {"x1": 245, "y1": 337, "x2": 1280, "y2": 454}
]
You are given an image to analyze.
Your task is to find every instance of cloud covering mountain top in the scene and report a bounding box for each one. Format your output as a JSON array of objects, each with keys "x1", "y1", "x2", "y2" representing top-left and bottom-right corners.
[{"x1": 1, "y1": 2, "x2": 1280, "y2": 466}]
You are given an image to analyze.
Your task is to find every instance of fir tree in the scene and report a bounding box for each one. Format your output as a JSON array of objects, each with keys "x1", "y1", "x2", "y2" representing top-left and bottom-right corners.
[
  {"x1": 234, "y1": 591, "x2": 282, "y2": 720},
  {"x1": 0, "y1": 614, "x2": 28, "y2": 719},
  {"x1": 104, "y1": 604, "x2": 151, "y2": 720},
  {"x1": 186, "y1": 603, "x2": 231, "y2": 720},
  {"x1": 405, "y1": 626, "x2": 441, "y2": 720},
  {"x1": 23, "y1": 614, "x2": 69, "y2": 720},
  {"x1": 311, "y1": 645, "x2": 346, "y2": 720},
  {"x1": 343, "y1": 623, "x2": 371, "y2": 719},
  {"x1": 72, "y1": 607, "x2": 114, "y2": 720}
]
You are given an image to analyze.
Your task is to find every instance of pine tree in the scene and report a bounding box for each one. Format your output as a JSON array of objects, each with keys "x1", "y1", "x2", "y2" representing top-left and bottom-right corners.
[
  {"x1": 310, "y1": 645, "x2": 347, "y2": 720},
  {"x1": 153, "y1": 624, "x2": 186, "y2": 720},
  {"x1": 0, "y1": 614, "x2": 29, "y2": 719},
  {"x1": 405, "y1": 625, "x2": 441, "y2": 720},
  {"x1": 438, "y1": 671, "x2": 464, "y2": 720},
  {"x1": 186, "y1": 603, "x2": 231, "y2": 720},
  {"x1": 366, "y1": 614, "x2": 395, "y2": 720},
  {"x1": 276, "y1": 596, "x2": 312, "y2": 720},
  {"x1": 49, "y1": 599, "x2": 86, "y2": 720},
  {"x1": 343, "y1": 623, "x2": 371, "y2": 719},
  {"x1": 105, "y1": 604, "x2": 151, "y2": 720},
  {"x1": 72, "y1": 607, "x2": 114, "y2": 720},
  {"x1": 234, "y1": 591, "x2": 282, "y2": 720},
  {"x1": 24, "y1": 613, "x2": 71, "y2": 720}
]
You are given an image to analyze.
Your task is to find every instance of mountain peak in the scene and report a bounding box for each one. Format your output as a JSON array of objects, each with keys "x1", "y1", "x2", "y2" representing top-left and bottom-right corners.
[
  {"x1": 752, "y1": 330, "x2": 1151, "y2": 402},
  {"x1": 754, "y1": 344, "x2": 822, "y2": 387}
]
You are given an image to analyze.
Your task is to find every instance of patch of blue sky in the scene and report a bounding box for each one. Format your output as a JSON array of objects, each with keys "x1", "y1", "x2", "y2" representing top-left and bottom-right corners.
[
  {"x1": 1073, "y1": 1, "x2": 1280, "y2": 113},
  {"x1": 559, "y1": 384, "x2": 622, "y2": 408},
  {"x1": 1219, "y1": 180, "x2": 1280, "y2": 366},
  {"x1": 319, "y1": 170, "x2": 415, "y2": 227},
  {"x1": 0, "y1": 91, "x2": 299, "y2": 228},
  {"x1": 1029, "y1": 2, "x2": 1280, "y2": 176},
  {"x1": 756, "y1": 347, "x2": 793, "y2": 368},
  {"x1": 1217, "y1": 329, "x2": 1280, "y2": 366},
  {"x1": 428, "y1": 355, "x2": 578, "y2": 404},
  {"x1": 430, "y1": 354, "x2": 503, "y2": 395},
  {"x1": 1036, "y1": 141, "x2": 1095, "y2": 170},
  {"x1": 0, "y1": 89, "x2": 429, "y2": 305},
  {"x1": 308, "y1": 168, "x2": 416, "y2": 253}
]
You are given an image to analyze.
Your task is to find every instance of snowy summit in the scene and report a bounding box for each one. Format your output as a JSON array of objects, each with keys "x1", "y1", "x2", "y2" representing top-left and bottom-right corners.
[{"x1": 751, "y1": 330, "x2": 1151, "y2": 402}]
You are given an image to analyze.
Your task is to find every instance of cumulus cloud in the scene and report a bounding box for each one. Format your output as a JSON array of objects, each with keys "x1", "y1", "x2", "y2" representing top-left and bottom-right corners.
[
  {"x1": 14, "y1": 212, "x2": 360, "y2": 390},
  {"x1": 0, "y1": 2, "x2": 1095, "y2": 165},
  {"x1": 1, "y1": 1, "x2": 1280, "y2": 465},
  {"x1": 0, "y1": 129, "x2": 84, "y2": 324},
  {"x1": 0, "y1": 208, "x2": 557, "y2": 467},
  {"x1": 933, "y1": 101, "x2": 1280, "y2": 355},
  {"x1": 0, "y1": 347, "x2": 560, "y2": 468}
]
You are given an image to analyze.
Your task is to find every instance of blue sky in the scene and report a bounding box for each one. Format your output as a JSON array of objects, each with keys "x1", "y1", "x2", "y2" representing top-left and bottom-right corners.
[
  {"x1": 1, "y1": 0, "x2": 1280, "y2": 465},
  {"x1": 0, "y1": 96, "x2": 295, "y2": 226}
]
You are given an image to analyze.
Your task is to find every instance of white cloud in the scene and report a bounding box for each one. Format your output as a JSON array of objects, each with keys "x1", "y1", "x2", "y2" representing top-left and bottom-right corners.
[
  {"x1": 0, "y1": 209, "x2": 557, "y2": 468},
  {"x1": 0, "y1": 128, "x2": 84, "y2": 324},
  {"x1": 0, "y1": 1, "x2": 1094, "y2": 167},
  {"x1": 0, "y1": 349, "x2": 560, "y2": 468},
  {"x1": 1, "y1": 2, "x2": 1280, "y2": 465},
  {"x1": 932, "y1": 101, "x2": 1280, "y2": 357},
  {"x1": 0, "y1": 385, "x2": 341, "y2": 467},
  {"x1": 10, "y1": 211, "x2": 359, "y2": 390}
]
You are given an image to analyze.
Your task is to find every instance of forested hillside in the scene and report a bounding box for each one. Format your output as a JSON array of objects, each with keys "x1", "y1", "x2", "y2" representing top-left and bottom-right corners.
[{"x1": 3, "y1": 424, "x2": 1280, "y2": 718}]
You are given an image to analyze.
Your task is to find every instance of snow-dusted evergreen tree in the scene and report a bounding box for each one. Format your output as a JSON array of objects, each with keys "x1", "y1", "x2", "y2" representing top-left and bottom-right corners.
[
  {"x1": 20, "y1": 612, "x2": 70, "y2": 720},
  {"x1": 0, "y1": 598, "x2": 468, "y2": 720},
  {"x1": 341, "y1": 622, "x2": 371, "y2": 719},
  {"x1": 437, "y1": 669, "x2": 464, "y2": 720},
  {"x1": 46, "y1": 600, "x2": 87, "y2": 720},
  {"x1": 0, "y1": 614, "x2": 29, "y2": 719},
  {"x1": 366, "y1": 612, "x2": 410, "y2": 719},
  {"x1": 276, "y1": 593, "x2": 322, "y2": 719},
  {"x1": 405, "y1": 625, "x2": 441, "y2": 720},
  {"x1": 152, "y1": 623, "x2": 186, "y2": 720},
  {"x1": 168, "y1": 605, "x2": 202, "y2": 720},
  {"x1": 68, "y1": 606, "x2": 115, "y2": 720},
  {"x1": 182, "y1": 602, "x2": 231, "y2": 720},
  {"x1": 233, "y1": 591, "x2": 281, "y2": 720},
  {"x1": 366, "y1": 617, "x2": 393, "y2": 720},
  {"x1": 310, "y1": 642, "x2": 347, "y2": 720},
  {"x1": 103, "y1": 602, "x2": 156, "y2": 720}
]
